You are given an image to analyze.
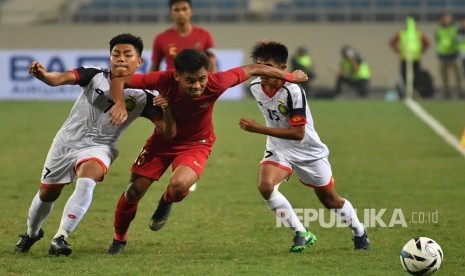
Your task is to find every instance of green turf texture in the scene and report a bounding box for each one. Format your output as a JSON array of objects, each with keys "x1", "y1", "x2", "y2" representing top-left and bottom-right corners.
[{"x1": 1, "y1": 99, "x2": 463, "y2": 275}]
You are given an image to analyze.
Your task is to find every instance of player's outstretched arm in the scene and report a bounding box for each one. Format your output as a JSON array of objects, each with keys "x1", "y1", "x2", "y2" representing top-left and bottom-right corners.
[
  {"x1": 29, "y1": 61, "x2": 76, "y2": 86},
  {"x1": 153, "y1": 95, "x2": 177, "y2": 139},
  {"x1": 241, "y1": 64, "x2": 308, "y2": 83},
  {"x1": 239, "y1": 117, "x2": 305, "y2": 140},
  {"x1": 109, "y1": 75, "x2": 132, "y2": 126}
]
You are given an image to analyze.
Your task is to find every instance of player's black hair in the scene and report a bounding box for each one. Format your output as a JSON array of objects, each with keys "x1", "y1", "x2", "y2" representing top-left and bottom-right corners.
[
  {"x1": 251, "y1": 41, "x2": 288, "y2": 65},
  {"x1": 169, "y1": 0, "x2": 191, "y2": 9},
  {"x1": 174, "y1": 49, "x2": 209, "y2": 73},
  {"x1": 109, "y1": 33, "x2": 144, "y2": 57}
]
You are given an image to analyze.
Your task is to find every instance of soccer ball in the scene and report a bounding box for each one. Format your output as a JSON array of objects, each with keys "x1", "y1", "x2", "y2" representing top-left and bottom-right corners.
[{"x1": 400, "y1": 237, "x2": 443, "y2": 275}]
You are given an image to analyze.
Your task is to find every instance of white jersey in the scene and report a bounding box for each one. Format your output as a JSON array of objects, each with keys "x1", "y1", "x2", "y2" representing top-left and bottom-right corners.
[
  {"x1": 41, "y1": 66, "x2": 159, "y2": 184},
  {"x1": 249, "y1": 77, "x2": 329, "y2": 161},
  {"x1": 54, "y1": 66, "x2": 150, "y2": 149}
]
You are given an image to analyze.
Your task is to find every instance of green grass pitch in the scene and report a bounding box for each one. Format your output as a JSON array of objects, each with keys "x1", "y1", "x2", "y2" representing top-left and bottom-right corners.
[{"x1": 0, "y1": 99, "x2": 464, "y2": 275}]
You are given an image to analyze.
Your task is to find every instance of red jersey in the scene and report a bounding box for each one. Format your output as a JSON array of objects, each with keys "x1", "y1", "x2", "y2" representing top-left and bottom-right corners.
[
  {"x1": 151, "y1": 26, "x2": 215, "y2": 70},
  {"x1": 130, "y1": 67, "x2": 247, "y2": 144}
]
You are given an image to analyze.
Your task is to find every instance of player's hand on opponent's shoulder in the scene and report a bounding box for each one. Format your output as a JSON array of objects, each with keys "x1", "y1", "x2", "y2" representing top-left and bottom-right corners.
[
  {"x1": 289, "y1": 70, "x2": 309, "y2": 83},
  {"x1": 109, "y1": 102, "x2": 128, "y2": 126},
  {"x1": 153, "y1": 95, "x2": 169, "y2": 110},
  {"x1": 28, "y1": 61, "x2": 47, "y2": 79},
  {"x1": 239, "y1": 117, "x2": 261, "y2": 133}
]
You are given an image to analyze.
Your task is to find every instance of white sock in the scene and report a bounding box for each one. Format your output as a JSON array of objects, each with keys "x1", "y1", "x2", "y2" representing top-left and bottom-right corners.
[
  {"x1": 27, "y1": 191, "x2": 55, "y2": 237},
  {"x1": 54, "y1": 178, "x2": 96, "y2": 239},
  {"x1": 331, "y1": 198, "x2": 365, "y2": 237},
  {"x1": 265, "y1": 190, "x2": 307, "y2": 233}
]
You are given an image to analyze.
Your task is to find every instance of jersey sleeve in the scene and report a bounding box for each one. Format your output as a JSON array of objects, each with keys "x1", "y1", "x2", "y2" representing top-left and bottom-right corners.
[
  {"x1": 208, "y1": 67, "x2": 247, "y2": 92},
  {"x1": 287, "y1": 85, "x2": 307, "y2": 126},
  {"x1": 75, "y1": 67, "x2": 106, "y2": 87},
  {"x1": 204, "y1": 31, "x2": 215, "y2": 56},
  {"x1": 129, "y1": 71, "x2": 172, "y2": 92}
]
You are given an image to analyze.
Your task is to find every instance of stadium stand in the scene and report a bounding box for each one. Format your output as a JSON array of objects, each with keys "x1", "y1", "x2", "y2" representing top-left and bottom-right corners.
[
  {"x1": 1, "y1": 0, "x2": 465, "y2": 24},
  {"x1": 66, "y1": 0, "x2": 465, "y2": 24}
]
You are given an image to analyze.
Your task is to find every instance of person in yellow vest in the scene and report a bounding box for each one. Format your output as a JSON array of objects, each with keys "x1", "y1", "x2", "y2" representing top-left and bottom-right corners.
[
  {"x1": 389, "y1": 16, "x2": 430, "y2": 98},
  {"x1": 334, "y1": 45, "x2": 371, "y2": 98},
  {"x1": 457, "y1": 18, "x2": 465, "y2": 80},
  {"x1": 436, "y1": 12, "x2": 464, "y2": 99},
  {"x1": 290, "y1": 46, "x2": 315, "y2": 96}
]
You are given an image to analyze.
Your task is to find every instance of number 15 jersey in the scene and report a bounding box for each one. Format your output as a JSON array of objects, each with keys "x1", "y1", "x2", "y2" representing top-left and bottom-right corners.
[{"x1": 249, "y1": 78, "x2": 329, "y2": 161}]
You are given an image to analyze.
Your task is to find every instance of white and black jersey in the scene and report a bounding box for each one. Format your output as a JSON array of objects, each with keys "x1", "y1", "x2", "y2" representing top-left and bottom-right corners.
[
  {"x1": 41, "y1": 66, "x2": 160, "y2": 184},
  {"x1": 249, "y1": 77, "x2": 329, "y2": 162},
  {"x1": 54, "y1": 66, "x2": 158, "y2": 148}
]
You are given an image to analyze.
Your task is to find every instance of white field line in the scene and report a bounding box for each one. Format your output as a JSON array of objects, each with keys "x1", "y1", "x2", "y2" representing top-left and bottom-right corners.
[{"x1": 404, "y1": 98, "x2": 465, "y2": 158}]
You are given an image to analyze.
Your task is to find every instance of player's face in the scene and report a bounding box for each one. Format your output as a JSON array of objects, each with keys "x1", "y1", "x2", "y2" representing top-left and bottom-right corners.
[
  {"x1": 171, "y1": 2, "x2": 192, "y2": 25},
  {"x1": 110, "y1": 44, "x2": 142, "y2": 78},
  {"x1": 256, "y1": 58, "x2": 286, "y2": 87},
  {"x1": 175, "y1": 67, "x2": 209, "y2": 98}
]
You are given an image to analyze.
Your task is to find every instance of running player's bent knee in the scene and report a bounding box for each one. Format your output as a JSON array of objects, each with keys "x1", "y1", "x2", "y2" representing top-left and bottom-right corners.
[
  {"x1": 165, "y1": 186, "x2": 189, "y2": 203},
  {"x1": 257, "y1": 182, "x2": 275, "y2": 199},
  {"x1": 125, "y1": 185, "x2": 146, "y2": 202}
]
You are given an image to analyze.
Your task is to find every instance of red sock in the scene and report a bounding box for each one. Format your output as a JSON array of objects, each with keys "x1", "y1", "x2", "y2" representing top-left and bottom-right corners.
[
  {"x1": 113, "y1": 192, "x2": 139, "y2": 241},
  {"x1": 163, "y1": 187, "x2": 189, "y2": 203}
]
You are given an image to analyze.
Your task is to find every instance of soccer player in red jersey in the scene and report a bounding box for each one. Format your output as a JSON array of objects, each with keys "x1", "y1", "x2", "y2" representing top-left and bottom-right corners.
[
  {"x1": 106, "y1": 49, "x2": 308, "y2": 254},
  {"x1": 150, "y1": 0, "x2": 216, "y2": 73}
]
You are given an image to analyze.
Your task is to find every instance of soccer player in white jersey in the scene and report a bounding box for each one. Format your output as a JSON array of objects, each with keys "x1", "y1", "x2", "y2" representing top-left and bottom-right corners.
[
  {"x1": 14, "y1": 33, "x2": 176, "y2": 256},
  {"x1": 239, "y1": 41, "x2": 370, "y2": 252}
]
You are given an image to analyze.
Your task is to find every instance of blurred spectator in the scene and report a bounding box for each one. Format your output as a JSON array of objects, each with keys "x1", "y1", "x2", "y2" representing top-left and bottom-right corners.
[
  {"x1": 150, "y1": 0, "x2": 216, "y2": 72},
  {"x1": 333, "y1": 45, "x2": 371, "y2": 98},
  {"x1": 457, "y1": 18, "x2": 465, "y2": 79},
  {"x1": 290, "y1": 46, "x2": 315, "y2": 96},
  {"x1": 389, "y1": 16, "x2": 430, "y2": 98},
  {"x1": 435, "y1": 12, "x2": 464, "y2": 99}
]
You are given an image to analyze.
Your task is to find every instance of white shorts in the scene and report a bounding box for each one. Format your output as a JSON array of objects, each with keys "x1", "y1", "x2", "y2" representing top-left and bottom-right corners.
[
  {"x1": 40, "y1": 141, "x2": 117, "y2": 185},
  {"x1": 260, "y1": 150, "x2": 334, "y2": 189}
]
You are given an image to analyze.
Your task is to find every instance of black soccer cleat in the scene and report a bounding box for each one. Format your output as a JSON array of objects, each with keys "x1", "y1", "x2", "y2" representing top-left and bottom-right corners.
[
  {"x1": 106, "y1": 239, "x2": 126, "y2": 255},
  {"x1": 48, "y1": 235, "x2": 72, "y2": 256},
  {"x1": 290, "y1": 231, "x2": 317, "y2": 253},
  {"x1": 353, "y1": 230, "x2": 370, "y2": 250},
  {"x1": 14, "y1": 228, "x2": 44, "y2": 253},
  {"x1": 149, "y1": 194, "x2": 173, "y2": 231}
]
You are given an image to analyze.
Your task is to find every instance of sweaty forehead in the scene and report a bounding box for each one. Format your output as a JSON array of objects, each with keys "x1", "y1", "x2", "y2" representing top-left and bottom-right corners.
[
  {"x1": 185, "y1": 73, "x2": 207, "y2": 78},
  {"x1": 179, "y1": 68, "x2": 209, "y2": 78},
  {"x1": 112, "y1": 44, "x2": 136, "y2": 52}
]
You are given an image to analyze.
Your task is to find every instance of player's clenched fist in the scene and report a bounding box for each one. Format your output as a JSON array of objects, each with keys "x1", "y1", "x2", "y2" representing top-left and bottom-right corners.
[
  {"x1": 287, "y1": 70, "x2": 308, "y2": 83},
  {"x1": 153, "y1": 95, "x2": 169, "y2": 110},
  {"x1": 109, "y1": 103, "x2": 128, "y2": 126},
  {"x1": 29, "y1": 61, "x2": 47, "y2": 79},
  {"x1": 239, "y1": 117, "x2": 261, "y2": 133}
]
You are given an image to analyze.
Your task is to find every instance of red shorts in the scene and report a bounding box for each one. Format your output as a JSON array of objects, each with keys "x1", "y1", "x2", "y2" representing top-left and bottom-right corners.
[{"x1": 131, "y1": 134, "x2": 214, "y2": 181}]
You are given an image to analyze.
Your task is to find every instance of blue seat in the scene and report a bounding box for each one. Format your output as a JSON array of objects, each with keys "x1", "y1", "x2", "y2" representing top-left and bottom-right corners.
[
  {"x1": 375, "y1": 0, "x2": 396, "y2": 8},
  {"x1": 451, "y1": 0, "x2": 465, "y2": 8},
  {"x1": 138, "y1": 0, "x2": 162, "y2": 9},
  {"x1": 399, "y1": 0, "x2": 422, "y2": 8},
  {"x1": 270, "y1": 2, "x2": 292, "y2": 21},
  {"x1": 293, "y1": 0, "x2": 318, "y2": 9},
  {"x1": 192, "y1": 0, "x2": 211, "y2": 9},
  {"x1": 91, "y1": 0, "x2": 110, "y2": 10},
  {"x1": 322, "y1": 0, "x2": 345, "y2": 9},
  {"x1": 425, "y1": 0, "x2": 447, "y2": 8},
  {"x1": 113, "y1": 0, "x2": 133, "y2": 10},
  {"x1": 352, "y1": 0, "x2": 371, "y2": 9}
]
